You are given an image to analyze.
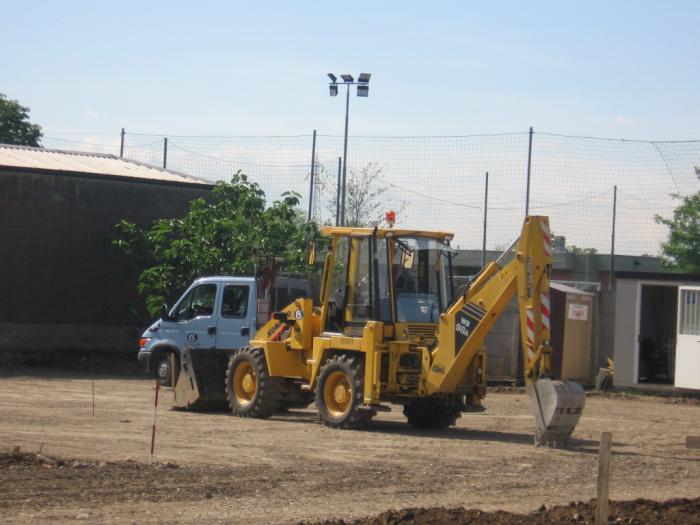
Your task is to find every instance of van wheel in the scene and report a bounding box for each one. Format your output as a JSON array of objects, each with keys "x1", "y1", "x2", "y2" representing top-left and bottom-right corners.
[
  {"x1": 316, "y1": 354, "x2": 374, "y2": 429},
  {"x1": 226, "y1": 348, "x2": 283, "y2": 418},
  {"x1": 154, "y1": 354, "x2": 173, "y2": 386}
]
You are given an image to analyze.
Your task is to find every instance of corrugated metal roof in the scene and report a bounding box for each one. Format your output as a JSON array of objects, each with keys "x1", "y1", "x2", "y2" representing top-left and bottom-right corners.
[
  {"x1": 550, "y1": 281, "x2": 595, "y2": 296},
  {"x1": 0, "y1": 144, "x2": 212, "y2": 186}
]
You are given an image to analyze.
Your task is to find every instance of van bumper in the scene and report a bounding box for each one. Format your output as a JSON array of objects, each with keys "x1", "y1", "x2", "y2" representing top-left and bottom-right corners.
[{"x1": 137, "y1": 350, "x2": 152, "y2": 373}]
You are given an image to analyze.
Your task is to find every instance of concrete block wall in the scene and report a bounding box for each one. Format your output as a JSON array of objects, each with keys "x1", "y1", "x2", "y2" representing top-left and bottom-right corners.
[{"x1": 0, "y1": 169, "x2": 211, "y2": 353}]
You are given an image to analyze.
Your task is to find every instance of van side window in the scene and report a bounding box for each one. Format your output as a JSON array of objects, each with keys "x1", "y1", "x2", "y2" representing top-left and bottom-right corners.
[
  {"x1": 175, "y1": 284, "x2": 216, "y2": 321},
  {"x1": 222, "y1": 285, "x2": 249, "y2": 318}
]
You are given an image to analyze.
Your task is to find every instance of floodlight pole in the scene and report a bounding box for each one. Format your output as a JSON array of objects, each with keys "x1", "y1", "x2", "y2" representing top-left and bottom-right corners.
[
  {"x1": 329, "y1": 73, "x2": 370, "y2": 226},
  {"x1": 341, "y1": 85, "x2": 350, "y2": 226}
]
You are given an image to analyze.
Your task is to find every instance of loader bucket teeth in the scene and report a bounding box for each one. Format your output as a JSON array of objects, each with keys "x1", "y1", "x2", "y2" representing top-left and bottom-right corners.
[{"x1": 527, "y1": 379, "x2": 585, "y2": 448}]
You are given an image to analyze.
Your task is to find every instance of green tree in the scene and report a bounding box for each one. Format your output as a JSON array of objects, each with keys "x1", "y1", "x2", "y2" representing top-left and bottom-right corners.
[
  {"x1": 655, "y1": 191, "x2": 700, "y2": 273},
  {"x1": 0, "y1": 93, "x2": 42, "y2": 146},
  {"x1": 114, "y1": 172, "x2": 318, "y2": 316}
]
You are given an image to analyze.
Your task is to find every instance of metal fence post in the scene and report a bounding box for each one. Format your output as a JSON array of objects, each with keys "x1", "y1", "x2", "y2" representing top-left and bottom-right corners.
[
  {"x1": 119, "y1": 128, "x2": 125, "y2": 158},
  {"x1": 609, "y1": 186, "x2": 617, "y2": 293},
  {"x1": 335, "y1": 157, "x2": 342, "y2": 226},
  {"x1": 307, "y1": 130, "x2": 317, "y2": 222},
  {"x1": 482, "y1": 171, "x2": 489, "y2": 268},
  {"x1": 525, "y1": 126, "x2": 533, "y2": 215},
  {"x1": 163, "y1": 137, "x2": 168, "y2": 169}
]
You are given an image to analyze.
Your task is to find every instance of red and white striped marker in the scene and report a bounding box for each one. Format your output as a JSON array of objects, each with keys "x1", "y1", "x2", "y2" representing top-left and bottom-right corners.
[
  {"x1": 149, "y1": 379, "x2": 160, "y2": 465},
  {"x1": 541, "y1": 291, "x2": 551, "y2": 332},
  {"x1": 526, "y1": 309, "x2": 536, "y2": 364},
  {"x1": 541, "y1": 219, "x2": 552, "y2": 257}
]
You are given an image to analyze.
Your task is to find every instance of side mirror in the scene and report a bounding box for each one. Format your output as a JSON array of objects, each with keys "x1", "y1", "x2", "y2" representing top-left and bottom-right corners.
[{"x1": 161, "y1": 303, "x2": 172, "y2": 321}]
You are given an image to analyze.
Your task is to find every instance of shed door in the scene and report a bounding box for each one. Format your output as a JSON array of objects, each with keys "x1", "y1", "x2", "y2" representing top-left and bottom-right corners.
[{"x1": 676, "y1": 286, "x2": 700, "y2": 389}]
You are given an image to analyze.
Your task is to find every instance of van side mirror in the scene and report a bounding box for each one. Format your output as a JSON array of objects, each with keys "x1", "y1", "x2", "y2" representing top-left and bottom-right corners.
[{"x1": 161, "y1": 303, "x2": 173, "y2": 321}]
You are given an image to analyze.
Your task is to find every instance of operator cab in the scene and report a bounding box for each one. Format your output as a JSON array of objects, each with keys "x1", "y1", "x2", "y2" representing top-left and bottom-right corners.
[{"x1": 321, "y1": 221, "x2": 456, "y2": 337}]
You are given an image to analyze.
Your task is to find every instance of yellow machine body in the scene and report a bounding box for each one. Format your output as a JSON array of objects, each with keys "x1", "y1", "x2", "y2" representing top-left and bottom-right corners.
[{"x1": 238, "y1": 216, "x2": 585, "y2": 445}]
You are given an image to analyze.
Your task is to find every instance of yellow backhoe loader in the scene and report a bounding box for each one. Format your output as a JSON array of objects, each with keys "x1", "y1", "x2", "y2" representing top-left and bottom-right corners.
[{"x1": 179, "y1": 215, "x2": 585, "y2": 446}]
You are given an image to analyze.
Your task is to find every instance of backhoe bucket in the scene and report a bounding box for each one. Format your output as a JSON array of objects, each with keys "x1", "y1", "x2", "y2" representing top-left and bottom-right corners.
[
  {"x1": 527, "y1": 379, "x2": 585, "y2": 447},
  {"x1": 173, "y1": 348, "x2": 230, "y2": 410}
]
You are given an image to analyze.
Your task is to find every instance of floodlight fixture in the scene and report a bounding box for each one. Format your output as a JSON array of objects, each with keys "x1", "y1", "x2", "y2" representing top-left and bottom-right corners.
[
  {"x1": 341, "y1": 74, "x2": 354, "y2": 82},
  {"x1": 327, "y1": 73, "x2": 337, "y2": 83},
  {"x1": 357, "y1": 84, "x2": 369, "y2": 97},
  {"x1": 358, "y1": 73, "x2": 371, "y2": 83},
  {"x1": 329, "y1": 83, "x2": 338, "y2": 96}
]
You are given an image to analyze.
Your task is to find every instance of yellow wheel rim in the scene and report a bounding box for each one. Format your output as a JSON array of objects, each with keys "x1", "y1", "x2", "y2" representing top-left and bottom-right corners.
[
  {"x1": 323, "y1": 370, "x2": 352, "y2": 417},
  {"x1": 233, "y1": 361, "x2": 256, "y2": 406}
]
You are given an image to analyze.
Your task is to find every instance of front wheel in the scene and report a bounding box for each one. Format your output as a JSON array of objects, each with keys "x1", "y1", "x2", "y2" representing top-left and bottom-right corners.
[
  {"x1": 154, "y1": 354, "x2": 173, "y2": 386},
  {"x1": 316, "y1": 354, "x2": 374, "y2": 429},
  {"x1": 226, "y1": 348, "x2": 283, "y2": 418}
]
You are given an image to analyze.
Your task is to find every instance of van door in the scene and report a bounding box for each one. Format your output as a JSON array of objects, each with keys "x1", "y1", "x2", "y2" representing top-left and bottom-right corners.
[
  {"x1": 168, "y1": 283, "x2": 218, "y2": 351},
  {"x1": 215, "y1": 283, "x2": 254, "y2": 350},
  {"x1": 676, "y1": 286, "x2": 700, "y2": 389}
]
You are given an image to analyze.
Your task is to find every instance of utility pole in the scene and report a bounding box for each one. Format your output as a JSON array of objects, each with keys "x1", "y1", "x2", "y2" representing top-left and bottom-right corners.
[
  {"x1": 482, "y1": 172, "x2": 489, "y2": 268},
  {"x1": 307, "y1": 130, "x2": 317, "y2": 222},
  {"x1": 525, "y1": 126, "x2": 533, "y2": 215},
  {"x1": 609, "y1": 186, "x2": 618, "y2": 293}
]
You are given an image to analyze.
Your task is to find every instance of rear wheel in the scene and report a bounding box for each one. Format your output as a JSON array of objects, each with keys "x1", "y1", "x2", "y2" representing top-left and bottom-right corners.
[
  {"x1": 403, "y1": 398, "x2": 461, "y2": 429},
  {"x1": 226, "y1": 348, "x2": 282, "y2": 418},
  {"x1": 316, "y1": 354, "x2": 374, "y2": 429}
]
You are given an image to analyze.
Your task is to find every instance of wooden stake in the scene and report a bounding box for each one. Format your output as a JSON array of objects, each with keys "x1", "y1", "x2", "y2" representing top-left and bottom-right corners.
[
  {"x1": 91, "y1": 352, "x2": 95, "y2": 416},
  {"x1": 149, "y1": 379, "x2": 160, "y2": 465},
  {"x1": 595, "y1": 432, "x2": 613, "y2": 525}
]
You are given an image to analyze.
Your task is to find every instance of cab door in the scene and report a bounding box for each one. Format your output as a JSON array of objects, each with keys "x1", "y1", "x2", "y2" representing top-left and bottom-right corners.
[
  {"x1": 675, "y1": 286, "x2": 700, "y2": 389},
  {"x1": 167, "y1": 283, "x2": 218, "y2": 351},
  {"x1": 215, "y1": 283, "x2": 254, "y2": 350}
]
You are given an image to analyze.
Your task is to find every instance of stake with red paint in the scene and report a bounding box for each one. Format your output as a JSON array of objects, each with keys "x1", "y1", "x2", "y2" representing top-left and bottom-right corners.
[{"x1": 149, "y1": 379, "x2": 160, "y2": 465}]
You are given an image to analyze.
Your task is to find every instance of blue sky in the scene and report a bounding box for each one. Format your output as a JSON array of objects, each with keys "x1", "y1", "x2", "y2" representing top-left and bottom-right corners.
[{"x1": 3, "y1": 1, "x2": 699, "y2": 140}]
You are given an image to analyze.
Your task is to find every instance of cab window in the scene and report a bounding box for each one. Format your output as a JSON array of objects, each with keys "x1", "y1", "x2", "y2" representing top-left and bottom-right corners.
[
  {"x1": 174, "y1": 284, "x2": 216, "y2": 321},
  {"x1": 222, "y1": 285, "x2": 249, "y2": 318}
]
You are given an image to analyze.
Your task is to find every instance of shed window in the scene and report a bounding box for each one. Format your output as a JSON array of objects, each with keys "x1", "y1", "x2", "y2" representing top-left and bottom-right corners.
[{"x1": 679, "y1": 289, "x2": 700, "y2": 336}]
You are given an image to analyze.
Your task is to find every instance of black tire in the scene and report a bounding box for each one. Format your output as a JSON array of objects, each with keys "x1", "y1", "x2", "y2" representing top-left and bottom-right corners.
[
  {"x1": 225, "y1": 347, "x2": 283, "y2": 418},
  {"x1": 316, "y1": 354, "x2": 374, "y2": 429},
  {"x1": 154, "y1": 354, "x2": 173, "y2": 386},
  {"x1": 403, "y1": 398, "x2": 461, "y2": 429}
]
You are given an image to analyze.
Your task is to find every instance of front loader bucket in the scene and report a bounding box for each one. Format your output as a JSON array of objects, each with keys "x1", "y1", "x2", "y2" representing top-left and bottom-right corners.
[
  {"x1": 527, "y1": 379, "x2": 585, "y2": 447},
  {"x1": 173, "y1": 348, "x2": 230, "y2": 410}
]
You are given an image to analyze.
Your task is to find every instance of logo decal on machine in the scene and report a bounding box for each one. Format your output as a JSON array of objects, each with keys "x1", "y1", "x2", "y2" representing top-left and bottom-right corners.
[{"x1": 454, "y1": 302, "x2": 486, "y2": 356}]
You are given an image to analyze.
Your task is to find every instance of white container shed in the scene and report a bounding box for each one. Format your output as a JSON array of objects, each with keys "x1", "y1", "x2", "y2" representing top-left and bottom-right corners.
[{"x1": 613, "y1": 272, "x2": 700, "y2": 390}]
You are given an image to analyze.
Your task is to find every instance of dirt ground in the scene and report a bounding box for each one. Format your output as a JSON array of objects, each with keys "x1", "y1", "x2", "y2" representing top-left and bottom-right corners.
[{"x1": 1, "y1": 369, "x2": 699, "y2": 524}]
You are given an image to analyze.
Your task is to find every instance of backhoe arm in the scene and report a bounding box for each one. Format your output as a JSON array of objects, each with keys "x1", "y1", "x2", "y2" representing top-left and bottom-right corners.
[
  {"x1": 426, "y1": 216, "x2": 585, "y2": 446},
  {"x1": 426, "y1": 216, "x2": 552, "y2": 393}
]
